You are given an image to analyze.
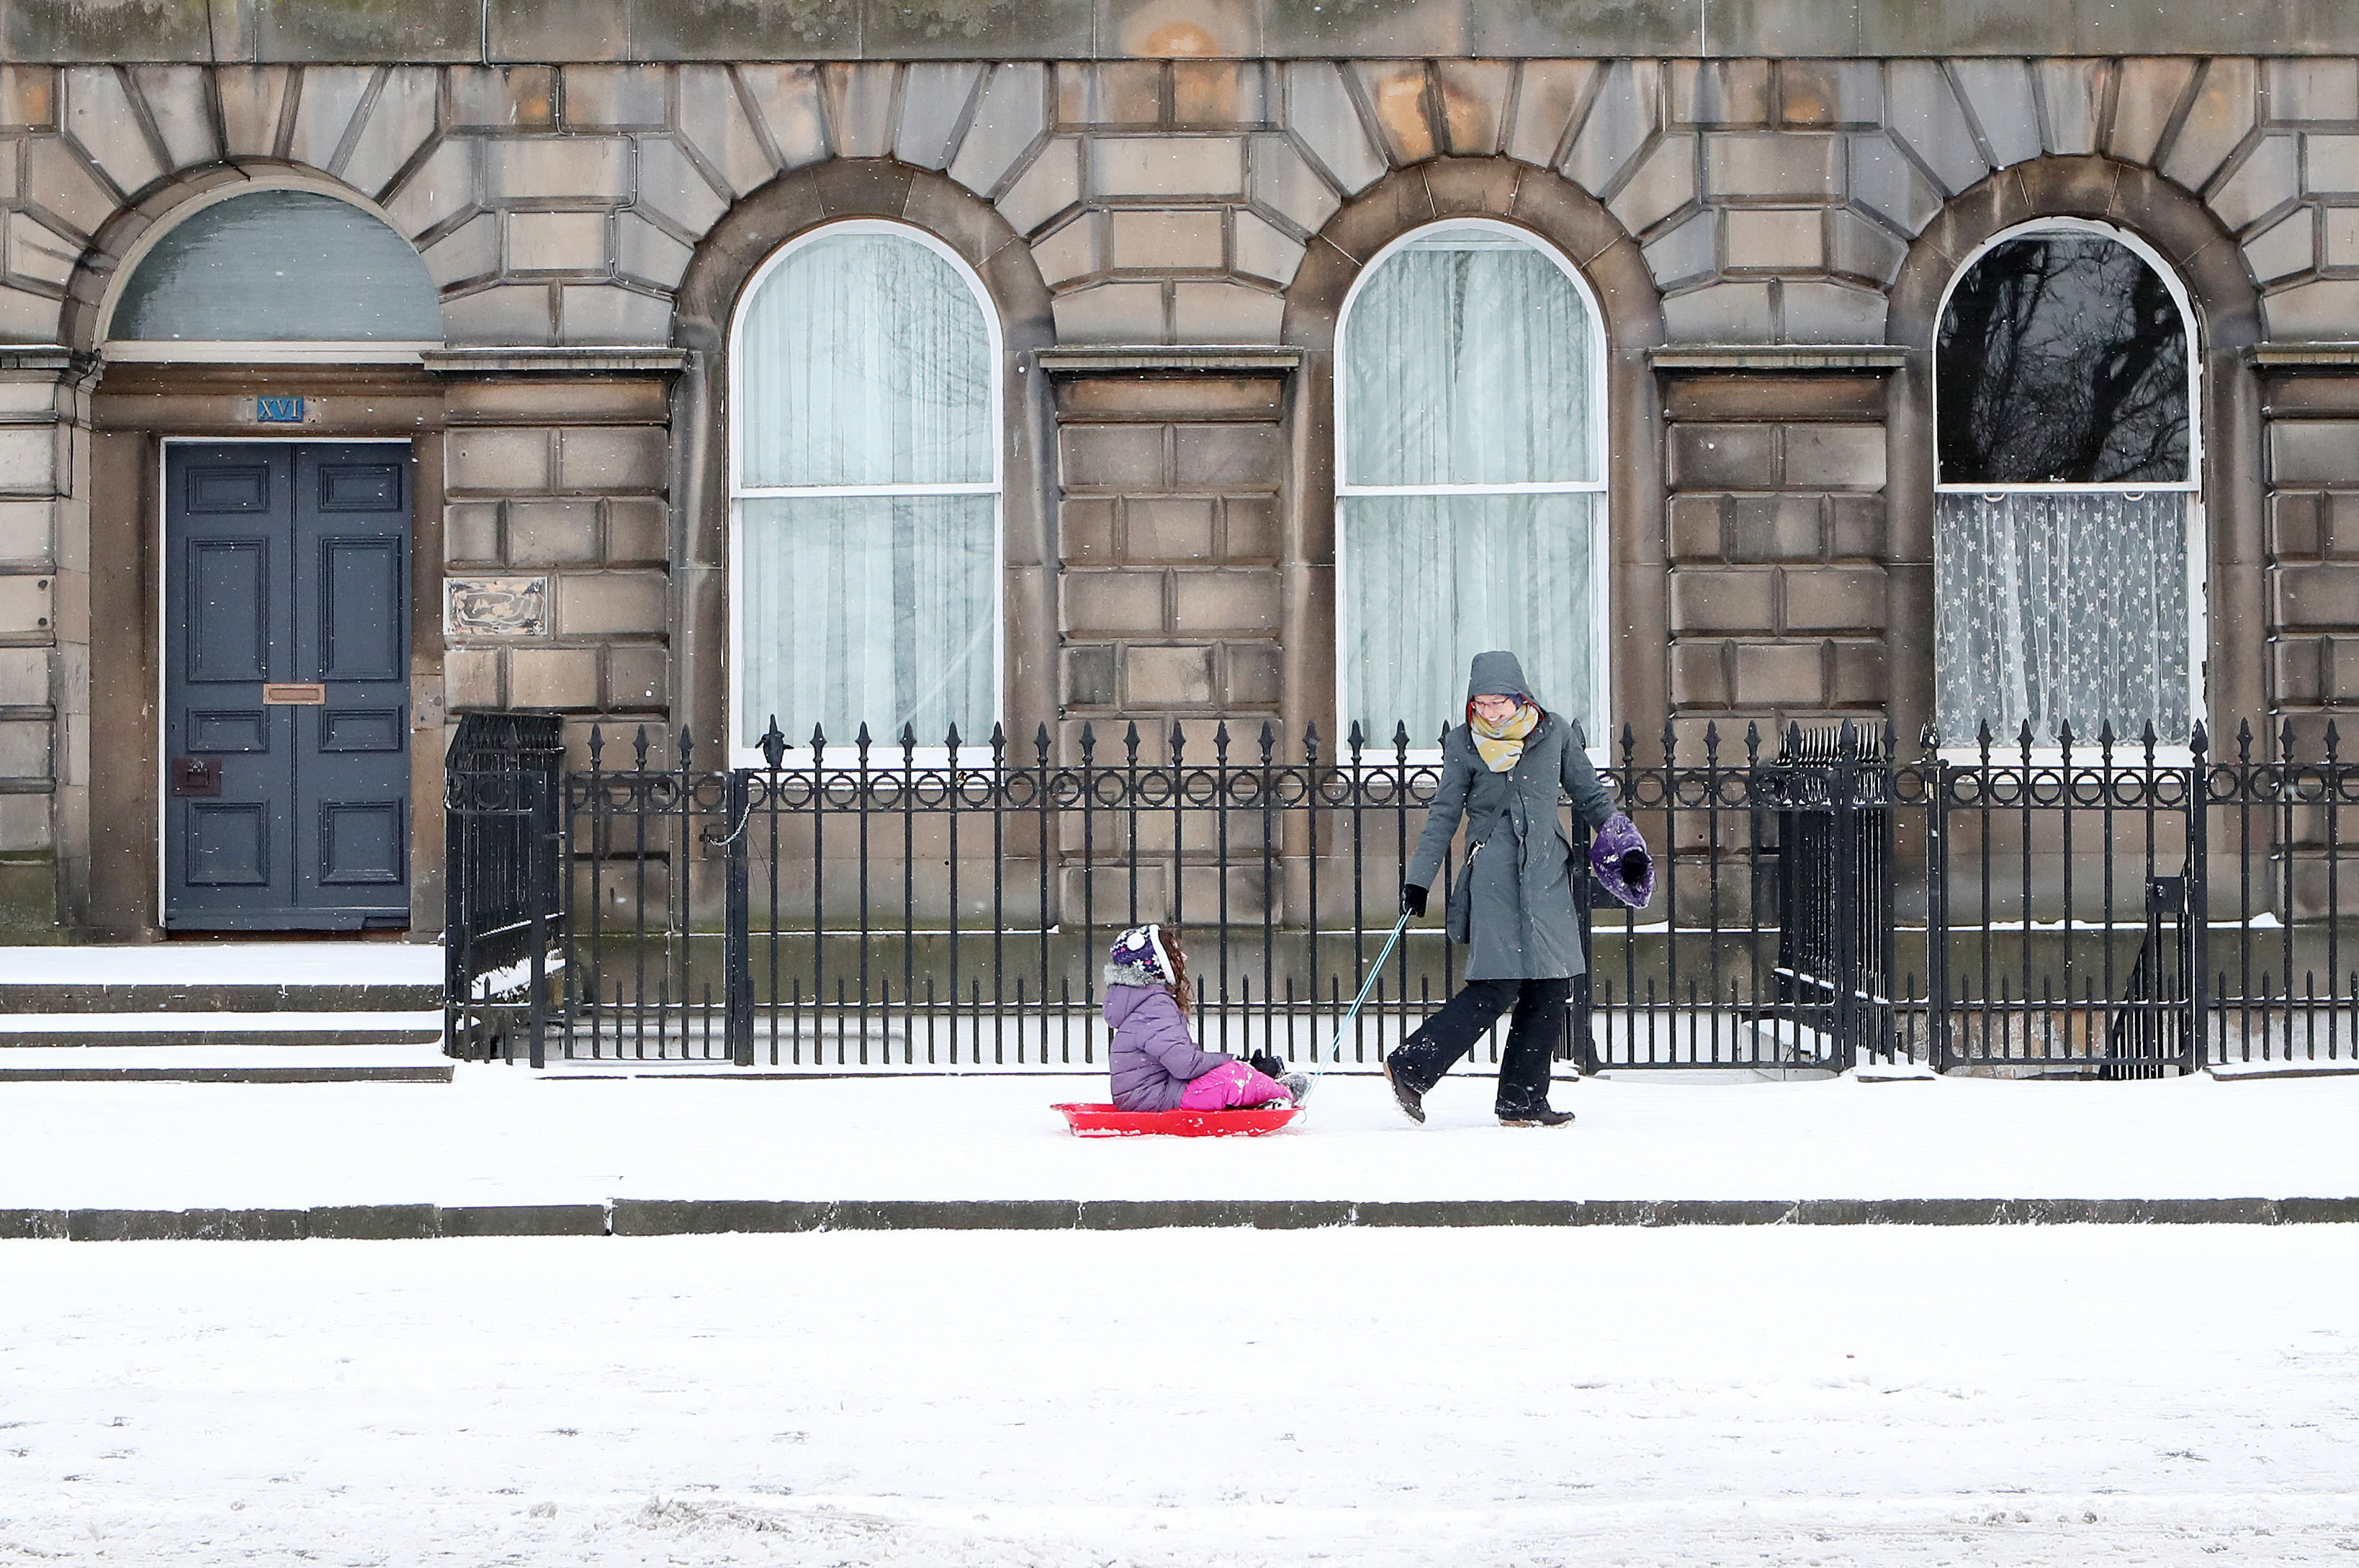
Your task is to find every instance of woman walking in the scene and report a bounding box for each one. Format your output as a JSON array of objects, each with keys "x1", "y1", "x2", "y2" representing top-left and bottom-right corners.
[{"x1": 1385, "y1": 650, "x2": 1650, "y2": 1127}]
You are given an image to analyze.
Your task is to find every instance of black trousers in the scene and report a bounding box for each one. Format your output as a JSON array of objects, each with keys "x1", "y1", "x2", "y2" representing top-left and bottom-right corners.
[{"x1": 1387, "y1": 976, "x2": 1571, "y2": 1115}]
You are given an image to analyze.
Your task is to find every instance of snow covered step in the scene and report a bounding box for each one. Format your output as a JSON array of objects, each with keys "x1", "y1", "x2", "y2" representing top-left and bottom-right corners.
[
  {"x1": 0, "y1": 944, "x2": 445, "y2": 1055},
  {"x1": 0, "y1": 1011, "x2": 444, "y2": 1048},
  {"x1": 0, "y1": 1042, "x2": 451, "y2": 1083}
]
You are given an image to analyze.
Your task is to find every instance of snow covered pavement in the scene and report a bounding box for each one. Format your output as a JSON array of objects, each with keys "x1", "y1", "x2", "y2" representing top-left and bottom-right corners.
[
  {"x1": 5, "y1": 1068, "x2": 2359, "y2": 1212},
  {"x1": 4, "y1": 1225, "x2": 2357, "y2": 1566}
]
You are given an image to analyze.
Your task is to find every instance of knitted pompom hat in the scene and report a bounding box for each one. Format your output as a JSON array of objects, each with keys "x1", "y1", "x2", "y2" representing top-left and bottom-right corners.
[{"x1": 1105, "y1": 922, "x2": 1175, "y2": 986}]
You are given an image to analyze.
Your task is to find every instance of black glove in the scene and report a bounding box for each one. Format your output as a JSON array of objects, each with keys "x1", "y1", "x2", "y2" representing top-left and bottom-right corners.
[
  {"x1": 1401, "y1": 882, "x2": 1428, "y2": 917},
  {"x1": 1246, "y1": 1052, "x2": 1285, "y2": 1080}
]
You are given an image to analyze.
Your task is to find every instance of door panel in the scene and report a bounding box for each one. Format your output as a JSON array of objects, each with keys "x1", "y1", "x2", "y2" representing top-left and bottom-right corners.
[{"x1": 165, "y1": 442, "x2": 412, "y2": 930}]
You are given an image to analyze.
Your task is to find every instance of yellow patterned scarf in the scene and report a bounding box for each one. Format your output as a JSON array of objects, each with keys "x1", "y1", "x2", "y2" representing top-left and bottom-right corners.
[{"x1": 1469, "y1": 703, "x2": 1540, "y2": 772}]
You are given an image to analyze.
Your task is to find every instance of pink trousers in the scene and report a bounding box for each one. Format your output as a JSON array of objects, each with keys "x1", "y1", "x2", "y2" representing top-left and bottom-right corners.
[{"x1": 1178, "y1": 1059, "x2": 1292, "y2": 1109}]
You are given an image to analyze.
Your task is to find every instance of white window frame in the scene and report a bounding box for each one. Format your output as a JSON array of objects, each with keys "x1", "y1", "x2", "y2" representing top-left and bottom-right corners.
[
  {"x1": 725, "y1": 219, "x2": 1005, "y2": 770},
  {"x1": 1931, "y1": 217, "x2": 2206, "y2": 761},
  {"x1": 1332, "y1": 217, "x2": 1612, "y2": 760}
]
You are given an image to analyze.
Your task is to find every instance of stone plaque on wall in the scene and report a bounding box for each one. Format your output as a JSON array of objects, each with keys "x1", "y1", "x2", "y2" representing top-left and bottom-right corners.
[{"x1": 444, "y1": 576, "x2": 549, "y2": 638}]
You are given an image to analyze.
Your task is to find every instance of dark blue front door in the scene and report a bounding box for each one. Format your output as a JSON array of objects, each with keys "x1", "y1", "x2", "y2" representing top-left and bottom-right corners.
[{"x1": 164, "y1": 442, "x2": 413, "y2": 929}]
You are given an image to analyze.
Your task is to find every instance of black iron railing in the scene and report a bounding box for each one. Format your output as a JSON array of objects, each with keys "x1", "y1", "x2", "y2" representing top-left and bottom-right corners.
[
  {"x1": 444, "y1": 711, "x2": 565, "y2": 1065},
  {"x1": 444, "y1": 713, "x2": 2359, "y2": 1077}
]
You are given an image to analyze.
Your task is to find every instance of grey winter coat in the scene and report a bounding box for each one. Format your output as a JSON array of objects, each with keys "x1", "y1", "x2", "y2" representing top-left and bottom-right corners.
[
  {"x1": 1403, "y1": 651, "x2": 1618, "y2": 982},
  {"x1": 1105, "y1": 977, "x2": 1234, "y2": 1112}
]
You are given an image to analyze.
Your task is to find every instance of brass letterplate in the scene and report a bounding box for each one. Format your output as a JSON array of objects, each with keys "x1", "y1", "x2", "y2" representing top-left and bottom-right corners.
[{"x1": 262, "y1": 682, "x2": 328, "y2": 706}]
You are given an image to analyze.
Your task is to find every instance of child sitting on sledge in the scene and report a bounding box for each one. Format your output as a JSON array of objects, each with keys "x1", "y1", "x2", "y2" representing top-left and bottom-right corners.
[{"x1": 1104, "y1": 924, "x2": 1311, "y2": 1113}]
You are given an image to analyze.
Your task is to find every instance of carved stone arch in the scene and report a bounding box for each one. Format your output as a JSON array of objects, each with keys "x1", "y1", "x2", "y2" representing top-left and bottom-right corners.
[
  {"x1": 1885, "y1": 156, "x2": 2267, "y2": 744},
  {"x1": 60, "y1": 161, "x2": 438, "y2": 356},
  {"x1": 668, "y1": 158, "x2": 1057, "y2": 763},
  {"x1": 1280, "y1": 157, "x2": 1668, "y2": 746}
]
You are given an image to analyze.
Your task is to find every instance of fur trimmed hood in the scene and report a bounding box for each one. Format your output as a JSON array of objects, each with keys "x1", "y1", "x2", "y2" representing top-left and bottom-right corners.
[{"x1": 1104, "y1": 960, "x2": 1167, "y2": 990}]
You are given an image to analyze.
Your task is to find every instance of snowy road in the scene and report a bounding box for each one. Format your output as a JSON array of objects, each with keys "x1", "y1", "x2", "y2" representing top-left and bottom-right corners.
[{"x1": 4, "y1": 1227, "x2": 2356, "y2": 1566}]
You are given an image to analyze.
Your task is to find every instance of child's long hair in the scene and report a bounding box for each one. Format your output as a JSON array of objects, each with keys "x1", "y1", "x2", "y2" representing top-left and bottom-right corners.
[{"x1": 1164, "y1": 926, "x2": 1193, "y2": 1018}]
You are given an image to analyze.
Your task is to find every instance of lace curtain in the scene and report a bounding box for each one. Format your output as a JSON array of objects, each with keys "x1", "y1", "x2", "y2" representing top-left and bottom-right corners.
[
  {"x1": 734, "y1": 231, "x2": 996, "y2": 747},
  {"x1": 1934, "y1": 490, "x2": 2192, "y2": 746},
  {"x1": 1340, "y1": 227, "x2": 1601, "y2": 739}
]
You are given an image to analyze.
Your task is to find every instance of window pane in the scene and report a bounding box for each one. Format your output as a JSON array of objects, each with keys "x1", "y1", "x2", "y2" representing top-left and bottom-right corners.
[
  {"x1": 1935, "y1": 490, "x2": 2190, "y2": 744},
  {"x1": 1343, "y1": 227, "x2": 1596, "y2": 487},
  {"x1": 111, "y1": 191, "x2": 442, "y2": 342},
  {"x1": 738, "y1": 495, "x2": 995, "y2": 747},
  {"x1": 737, "y1": 232, "x2": 992, "y2": 488},
  {"x1": 1341, "y1": 492, "x2": 1597, "y2": 742},
  {"x1": 1936, "y1": 233, "x2": 2190, "y2": 485}
]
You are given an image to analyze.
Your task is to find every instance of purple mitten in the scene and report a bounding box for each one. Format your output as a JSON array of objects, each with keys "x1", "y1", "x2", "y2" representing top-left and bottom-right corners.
[{"x1": 1589, "y1": 811, "x2": 1655, "y2": 909}]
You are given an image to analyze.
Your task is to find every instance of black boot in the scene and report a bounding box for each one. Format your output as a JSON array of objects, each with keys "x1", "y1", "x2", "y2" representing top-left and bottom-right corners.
[
  {"x1": 1498, "y1": 1105, "x2": 1574, "y2": 1127},
  {"x1": 1381, "y1": 1055, "x2": 1425, "y2": 1125}
]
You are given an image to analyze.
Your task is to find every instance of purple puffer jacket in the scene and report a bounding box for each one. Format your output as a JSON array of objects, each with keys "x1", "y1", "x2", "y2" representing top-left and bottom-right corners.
[{"x1": 1105, "y1": 983, "x2": 1234, "y2": 1112}]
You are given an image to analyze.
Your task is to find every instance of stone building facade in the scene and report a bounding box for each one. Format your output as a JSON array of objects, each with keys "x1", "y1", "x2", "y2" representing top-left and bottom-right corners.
[{"x1": 1, "y1": 1, "x2": 2356, "y2": 939}]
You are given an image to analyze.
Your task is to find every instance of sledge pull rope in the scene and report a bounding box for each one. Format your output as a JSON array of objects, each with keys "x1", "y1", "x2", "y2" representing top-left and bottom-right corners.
[{"x1": 1313, "y1": 910, "x2": 1412, "y2": 1076}]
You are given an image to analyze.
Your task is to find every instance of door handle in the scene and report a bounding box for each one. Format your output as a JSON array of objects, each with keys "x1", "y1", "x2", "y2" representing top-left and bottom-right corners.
[{"x1": 171, "y1": 757, "x2": 222, "y2": 798}]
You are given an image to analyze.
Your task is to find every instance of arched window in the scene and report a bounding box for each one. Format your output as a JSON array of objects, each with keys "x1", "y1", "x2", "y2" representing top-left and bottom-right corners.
[
  {"x1": 729, "y1": 222, "x2": 1000, "y2": 759},
  {"x1": 1337, "y1": 220, "x2": 1607, "y2": 743},
  {"x1": 107, "y1": 189, "x2": 441, "y2": 352},
  {"x1": 1934, "y1": 220, "x2": 2200, "y2": 746}
]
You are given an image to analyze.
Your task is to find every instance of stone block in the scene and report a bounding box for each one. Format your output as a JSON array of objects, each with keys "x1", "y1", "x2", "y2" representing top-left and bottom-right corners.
[
  {"x1": 1230, "y1": 208, "x2": 1306, "y2": 286},
  {"x1": 1830, "y1": 494, "x2": 1886, "y2": 559},
  {"x1": 441, "y1": 283, "x2": 558, "y2": 345},
  {"x1": 1090, "y1": 136, "x2": 1244, "y2": 199},
  {"x1": 1658, "y1": 279, "x2": 1778, "y2": 343},
  {"x1": 1847, "y1": 131, "x2": 1941, "y2": 234},
  {"x1": 1174, "y1": 423, "x2": 1280, "y2": 487},
  {"x1": 1670, "y1": 569, "x2": 1775, "y2": 634},
  {"x1": 557, "y1": 571, "x2": 666, "y2": 636},
  {"x1": 1126, "y1": 497, "x2": 1214, "y2": 560},
  {"x1": 821, "y1": 63, "x2": 897, "y2": 158},
  {"x1": 1606, "y1": 135, "x2": 1697, "y2": 237},
  {"x1": 1056, "y1": 61, "x2": 1159, "y2": 127},
  {"x1": 1951, "y1": 60, "x2": 2040, "y2": 170},
  {"x1": 1217, "y1": 642, "x2": 1276, "y2": 707},
  {"x1": 559, "y1": 284, "x2": 670, "y2": 344},
  {"x1": 1703, "y1": 131, "x2": 1840, "y2": 202},
  {"x1": 894, "y1": 62, "x2": 985, "y2": 172},
  {"x1": 2108, "y1": 58, "x2": 2200, "y2": 168},
  {"x1": 2270, "y1": 421, "x2": 2359, "y2": 486},
  {"x1": 448, "y1": 428, "x2": 552, "y2": 493},
  {"x1": 1724, "y1": 207, "x2": 1822, "y2": 271},
  {"x1": 1108, "y1": 207, "x2": 1223, "y2": 270},
  {"x1": 342, "y1": 67, "x2": 441, "y2": 198},
  {"x1": 0, "y1": 67, "x2": 55, "y2": 130},
  {"x1": 0, "y1": 427, "x2": 58, "y2": 496},
  {"x1": 286, "y1": 66, "x2": 374, "y2": 174},
  {"x1": 996, "y1": 136, "x2": 1082, "y2": 235},
  {"x1": 616, "y1": 212, "x2": 693, "y2": 289},
  {"x1": 1884, "y1": 61, "x2": 1985, "y2": 196},
  {"x1": 2272, "y1": 490, "x2": 2325, "y2": 559},
  {"x1": 1669, "y1": 424, "x2": 1777, "y2": 490},
  {"x1": 1063, "y1": 644, "x2": 1115, "y2": 706},
  {"x1": 1030, "y1": 212, "x2": 1100, "y2": 287},
  {"x1": 445, "y1": 646, "x2": 500, "y2": 708},
  {"x1": 1564, "y1": 59, "x2": 1659, "y2": 199},
  {"x1": 1642, "y1": 209, "x2": 1715, "y2": 290},
  {"x1": 0, "y1": 287, "x2": 61, "y2": 343},
  {"x1": 384, "y1": 139, "x2": 475, "y2": 238},
  {"x1": 1172, "y1": 569, "x2": 1278, "y2": 631},
  {"x1": 1124, "y1": 644, "x2": 1216, "y2": 706},
  {"x1": 2275, "y1": 562, "x2": 2359, "y2": 629},
  {"x1": 738, "y1": 63, "x2": 829, "y2": 170},
  {"x1": 507, "y1": 210, "x2": 609, "y2": 272},
  {"x1": 2162, "y1": 57, "x2": 2257, "y2": 193},
  {"x1": 677, "y1": 65, "x2": 774, "y2": 197},
  {"x1": 1724, "y1": 495, "x2": 1820, "y2": 562},
  {"x1": 1066, "y1": 571, "x2": 1165, "y2": 634},
  {"x1": 507, "y1": 499, "x2": 599, "y2": 563},
  {"x1": 28, "y1": 131, "x2": 117, "y2": 238},
  {"x1": 129, "y1": 65, "x2": 216, "y2": 169},
  {"x1": 632, "y1": 136, "x2": 728, "y2": 238},
  {"x1": 1504, "y1": 60, "x2": 1595, "y2": 168},
  {"x1": 948, "y1": 63, "x2": 1050, "y2": 198},
  {"x1": 2246, "y1": 205, "x2": 2319, "y2": 285},
  {"x1": 1052, "y1": 281, "x2": 1166, "y2": 343},
  {"x1": 0, "y1": 648, "x2": 46, "y2": 705},
  {"x1": 1671, "y1": 639, "x2": 1730, "y2": 706},
  {"x1": 1062, "y1": 424, "x2": 1165, "y2": 489},
  {"x1": 557, "y1": 427, "x2": 666, "y2": 492},
  {"x1": 4, "y1": 209, "x2": 76, "y2": 289},
  {"x1": 60, "y1": 68, "x2": 158, "y2": 199},
  {"x1": 563, "y1": 63, "x2": 668, "y2": 128},
  {"x1": 1352, "y1": 60, "x2": 1436, "y2": 166},
  {"x1": 1246, "y1": 134, "x2": 1339, "y2": 238},
  {"x1": 1669, "y1": 494, "x2": 1721, "y2": 560},
  {"x1": 1174, "y1": 62, "x2": 1267, "y2": 129},
  {"x1": 1781, "y1": 60, "x2": 1879, "y2": 129},
  {"x1": 2272, "y1": 276, "x2": 2359, "y2": 343},
  {"x1": 1830, "y1": 639, "x2": 1886, "y2": 706},
  {"x1": 1784, "y1": 423, "x2": 1886, "y2": 490},
  {"x1": 1061, "y1": 497, "x2": 1117, "y2": 562},
  {"x1": 507, "y1": 646, "x2": 601, "y2": 709},
  {"x1": 1826, "y1": 205, "x2": 1905, "y2": 284},
  {"x1": 2209, "y1": 136, "x2": 2300, "y2": 233},
  {"x1": 486, "y1": 137, "x2": 629, "y2": 202},
  {"x1": 1732, "y1": 641, "x2": 1823, "y2": 706},
  {"x1": 0, "y1": 718, "x2": 49, "y2": 774},
  {"x1": 1673, "y1": 60, "x2": 1770, "y2": 128},
  {"x1": 2268, "y1": 59, "x2": 2359, "y2": 125},
  {"x1": 1170, "y1": 281, "x2": 1283, "y2": 343},
  {"x1": 213, "y1": 66, "x2": 290, "y2": 158},
  {"x1": 2036, "y1": 59, "x2": 2106, "y2": 156},
  {"x1": 445, "y1": 501, "x2": 503, "y2": 564},
  {"x1": 604, "y1": 498, "x2": 668, "y2": 564},
  {"x1": 1781, "y1": 280, "x2": 1888, "y2": 344},
  {"x1": 1782, "y1": 565, "x2": 1887, "y2": 633},
  {"x1": 1285, "y1": 62, "x2": 1385, "y2": 196}
]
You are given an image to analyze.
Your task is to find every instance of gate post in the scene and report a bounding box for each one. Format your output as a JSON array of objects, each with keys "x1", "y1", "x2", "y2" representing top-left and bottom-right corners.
[
  {"x1": 2186, "y1": 723, "x2": 2210, "y2": 1075},
  {"x1": 724, "y1": 769, "x2": 755, "y2": 1068}
]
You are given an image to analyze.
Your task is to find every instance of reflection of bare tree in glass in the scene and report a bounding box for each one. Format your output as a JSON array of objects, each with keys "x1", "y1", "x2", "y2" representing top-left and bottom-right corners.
[{"x1": 1937, "y1": 235, "x2": 2189, "y2": 485}]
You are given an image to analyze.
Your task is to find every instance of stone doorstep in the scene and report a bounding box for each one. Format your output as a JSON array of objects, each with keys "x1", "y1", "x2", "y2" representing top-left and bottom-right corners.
[
  {"x1": 0, "y1": 1027, "x2": 444, "y2": 1047},
  {"x1": 0, "y1": 983, "x2": 444, "y2": 1013},
  {"x1": 4, "y1": 1196, "x2": 2357, "y2": 1241},
  {"x1": 0, "y1": 1065, "x2": 454, "y2": 1083}
]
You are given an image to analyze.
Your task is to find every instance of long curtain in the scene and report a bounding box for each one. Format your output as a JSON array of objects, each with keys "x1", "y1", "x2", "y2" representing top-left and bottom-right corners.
[
  {"x1": 1343, "y1": 493, "x2": 1596, "y2": 742},
  {"x1": 1339, "y1": 226, "x2": 1601, "y2": 739},
  {"x1": 734, "y1": 231, "x2": 995, "y2": 747},
  {"x1": 1934, "y1": 490, "x2": 2192, "y2": 745}
]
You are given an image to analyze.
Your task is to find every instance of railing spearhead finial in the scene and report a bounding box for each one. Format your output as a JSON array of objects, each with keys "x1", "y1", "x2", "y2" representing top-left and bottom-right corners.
[
  {"x1": 1168, "y1": 721, "x2": 1185, "y2": 766},
  {"x1": 1123, "y1": 720, "x2": 1141, "y2": 765},
  {"x1": 1303, "y1": 721, "x2": 1320, "y2": 764},
  {"x1": 2190, "y1": 718, "x2": 2209, "y2": 761},
  {"x1": 1744, "y1": 720, "x2": 1760, "y2": 766},
  {"x1": 588, "y1": 724, "x2": 604, "y2": 769},
  {"x1": 1079, "y1": 721, "x2": 1097, "y2": 764},
  {"x1": 1259, "y1": 721, "x2": 1275, "y2": 765},
  {"x1": 1215, "y1": 718, "x2": 1231, "y2": 764},
  {"x1": 1703, "y1": 719, "x2": 1720, "y2": 765},
  {"x1": 760, "y1": 717, "x2": 786, "y2": 770},
  {"x1": 1034, "y1": 722, "x2": 1051, "y2": 767},
  {"x1": 2237, "y1": 717, "x2": 2253, "y2": 763},
  {"x1": 633, "y1": 724, "x2": 650, "y2": 771}
]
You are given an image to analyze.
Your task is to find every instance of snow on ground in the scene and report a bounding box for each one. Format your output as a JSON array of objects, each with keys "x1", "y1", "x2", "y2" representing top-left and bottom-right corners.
[
  {"x1": 5, "y1": 1068, "x2": 2359, "y2": 1211},
  {"x1": 0, "y1": 943, "x2": 440, "y2": 986},
  {"x1": 4, "y1": 1226, "x2": 2357, "y2": 1566}
]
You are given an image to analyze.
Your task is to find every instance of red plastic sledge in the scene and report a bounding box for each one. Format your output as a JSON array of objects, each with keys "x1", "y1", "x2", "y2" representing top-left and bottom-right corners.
[{"x1": 1053, "y1": 1101, "x2": 1303, "y2": 1137}]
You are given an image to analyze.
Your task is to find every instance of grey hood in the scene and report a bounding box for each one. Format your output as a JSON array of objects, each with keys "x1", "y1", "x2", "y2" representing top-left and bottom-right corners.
[{"x1": 1465, "y1": 650, "x2": 1535, "y2": 708}]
